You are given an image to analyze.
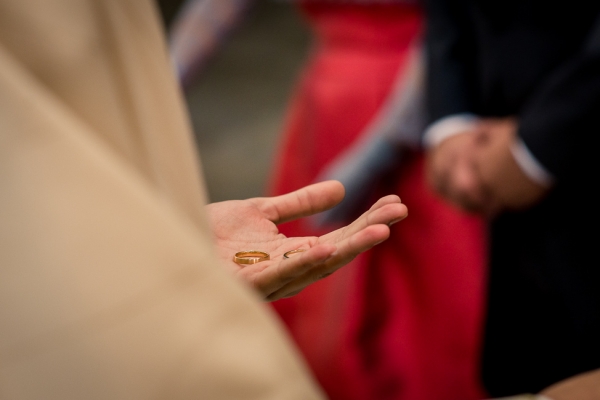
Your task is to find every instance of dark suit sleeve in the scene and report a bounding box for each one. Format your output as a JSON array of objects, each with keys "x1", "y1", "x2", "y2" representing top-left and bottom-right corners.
[
  {"x1": 518, "y1": 13, "x2": 600, "y2": 181},
  {"x1": 423, "y1": 0, "x2": 479, "y2": 123}
]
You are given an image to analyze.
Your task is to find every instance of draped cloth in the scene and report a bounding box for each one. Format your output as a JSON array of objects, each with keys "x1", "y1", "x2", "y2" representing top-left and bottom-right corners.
[{"x1": 0, "y1": 1, "x2": 325, "y2": 398}]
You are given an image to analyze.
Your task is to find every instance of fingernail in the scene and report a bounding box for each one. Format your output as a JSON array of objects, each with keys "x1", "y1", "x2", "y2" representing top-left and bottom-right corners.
[{"x1": 388, "y1": 216, "x2": 406, "y2": 226}]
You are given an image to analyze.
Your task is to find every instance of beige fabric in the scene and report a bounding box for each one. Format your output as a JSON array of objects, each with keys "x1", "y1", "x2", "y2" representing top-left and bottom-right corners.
[{"x1": 0, "y1": 1, "x2": 325, "y2": 399}]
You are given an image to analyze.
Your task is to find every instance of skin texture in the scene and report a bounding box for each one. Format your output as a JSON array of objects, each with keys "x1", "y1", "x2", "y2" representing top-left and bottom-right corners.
[
  {"x1": 540, "y1": 369, "x2": 600, "y2": 400},
  {"x1": 426, "y1": 125, "x2": 488, "y2": 213},
  {"x1": 426, "y1": 117, "x2": 549, "y2": 217},
  {"x1": 206, "y1": 180, "x2": 408, "y2": 301}
]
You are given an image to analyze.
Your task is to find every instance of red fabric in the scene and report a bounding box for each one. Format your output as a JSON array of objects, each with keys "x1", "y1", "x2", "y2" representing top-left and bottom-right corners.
[{"x1": 268, "y1": 4, "x2": 488, "y2": 400}]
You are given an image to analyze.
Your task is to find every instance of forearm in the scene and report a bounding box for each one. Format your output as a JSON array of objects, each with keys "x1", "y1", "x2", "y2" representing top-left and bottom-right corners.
[
  {"x1": 423, "y1": 0, "x2": 478, "y2": 121},
  {"x1": 517, "y1": 13, "x2": 600, "y2": 182}
]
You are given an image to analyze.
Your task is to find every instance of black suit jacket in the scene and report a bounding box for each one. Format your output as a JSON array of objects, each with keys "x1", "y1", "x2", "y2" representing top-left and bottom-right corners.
[{"x1": 424, "y1": 0, "x2": 600, "y2": 396}]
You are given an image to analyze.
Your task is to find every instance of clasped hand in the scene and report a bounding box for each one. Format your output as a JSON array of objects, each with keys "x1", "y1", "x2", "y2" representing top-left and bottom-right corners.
[
  {"x1": 426, "y1": 117, "x2": 549, "y2": 216},
  {"x1": 206, "y1": 180, "x2": 408, "y2": 301}
]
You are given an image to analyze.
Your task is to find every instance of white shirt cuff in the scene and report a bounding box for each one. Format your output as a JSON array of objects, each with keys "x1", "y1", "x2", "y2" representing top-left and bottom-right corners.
[
  {"x1": 510, "y1": 138, "x2": 555, "y2": 187},
  {"x1": 423, "y1": 113, "x2": 480, "y2": 148}
]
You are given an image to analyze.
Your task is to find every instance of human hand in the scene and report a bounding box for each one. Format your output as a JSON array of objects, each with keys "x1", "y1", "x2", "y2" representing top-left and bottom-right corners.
[
  {"x1": 205, "y1": 180, "x2": 408, "y2": 301},
  {"x1": 425, "y1": 118, "x2": 549, "y2": 216},
  {"x1": 425, "y1": 126, "x2": 488, "y2": 213},
  {"x1": 470, "y1": 118, "x2": 549, "y2": 216}
]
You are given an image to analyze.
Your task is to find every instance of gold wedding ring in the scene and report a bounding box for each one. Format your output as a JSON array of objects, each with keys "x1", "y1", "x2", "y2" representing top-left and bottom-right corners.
[
  {"x1": 283, "y1": 249, "x2": 307, "y2": 259},
  {"x1": 233, "y1": 251, "x2": 270, "y2": 265}
]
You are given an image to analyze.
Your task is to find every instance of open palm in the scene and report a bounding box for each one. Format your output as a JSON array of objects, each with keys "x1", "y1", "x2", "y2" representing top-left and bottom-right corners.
[{"x1": 205, "y1": 181, "x2": 408, "y2": 301}]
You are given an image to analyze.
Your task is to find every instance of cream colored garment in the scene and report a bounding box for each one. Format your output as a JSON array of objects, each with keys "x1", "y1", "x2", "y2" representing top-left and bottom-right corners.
[{"x1": 0, "y1": 1, "x2": 325, "y2": 399}]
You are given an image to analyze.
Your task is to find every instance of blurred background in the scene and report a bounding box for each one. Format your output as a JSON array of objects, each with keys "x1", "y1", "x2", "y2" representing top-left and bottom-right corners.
[{"x1": 157, "y1": 0, "x2": 311, "y2": 202}]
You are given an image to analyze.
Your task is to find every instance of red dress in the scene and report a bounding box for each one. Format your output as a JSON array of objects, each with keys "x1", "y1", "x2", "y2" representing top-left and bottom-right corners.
[{"x1": 268, "y1": 3, "x2": 488, "y2": 400}]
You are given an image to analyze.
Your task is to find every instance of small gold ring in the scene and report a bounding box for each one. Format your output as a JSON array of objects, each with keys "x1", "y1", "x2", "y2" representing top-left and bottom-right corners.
[
  {"x1": 233, "y1": 251, "x2": 270, "y2": 265},
  {"x1": 283, "y1": 249, "x2": 307, "y2": 259}
]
